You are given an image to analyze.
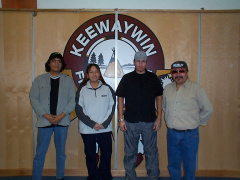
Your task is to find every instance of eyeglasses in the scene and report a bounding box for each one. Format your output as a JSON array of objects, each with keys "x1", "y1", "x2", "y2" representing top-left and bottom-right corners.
[{"x1": 171, "y1": 69, "x2": 186, "y2": 74}]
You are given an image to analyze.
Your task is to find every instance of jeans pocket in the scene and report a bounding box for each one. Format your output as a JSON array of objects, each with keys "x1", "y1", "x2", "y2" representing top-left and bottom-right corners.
[
  {"x1": 186, "y1": 128, "x2": 199, "y2": 138},
  {"x1": 167, "y1": 128, "x2": 174, "y2": 136}
]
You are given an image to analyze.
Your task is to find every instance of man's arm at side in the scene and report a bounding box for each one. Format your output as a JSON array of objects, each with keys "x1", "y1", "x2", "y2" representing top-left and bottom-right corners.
[
  {"x1": 118, "y1": 97, "x2": 127, "y2": 131},
  {"x1": 198, "y1": 88, "x2": 213, "y2": 126},
  {"x1": 153, "y1": 95, "x2": 162, "y2": 131}
]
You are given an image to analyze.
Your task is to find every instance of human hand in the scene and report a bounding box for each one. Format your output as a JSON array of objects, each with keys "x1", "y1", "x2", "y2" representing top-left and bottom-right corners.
[
  {"x1": 119, "y1": 121, "x2": 127, "y2": 131},
  {"x1": 94, "y1": 123, "x2": 102, "y2": 131},
  {"x1": 153, "y1": 119, "x2": 161, "y2": 131},
  {"x1": 43, "y1": 113, "x2": 55, "y2": 122},
  {"x1": 99, "y1": 124, "x2": 104, "y2": 129},
  {"x1": 51, "y1": 113, "x2": 66, "y2": 125}
]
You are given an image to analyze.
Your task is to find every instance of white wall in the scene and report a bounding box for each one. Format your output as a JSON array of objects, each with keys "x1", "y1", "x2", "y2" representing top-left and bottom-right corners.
[
  {"x1": 37, "y1": 0, "x2": 240, "y2": 10},
  {"x1": 0, "y1": 0, "x2": 239, "y2": 10}
]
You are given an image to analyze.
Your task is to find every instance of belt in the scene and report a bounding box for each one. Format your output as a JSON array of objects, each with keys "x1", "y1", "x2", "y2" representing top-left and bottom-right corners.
[{"x1": 172, "y1": 129, "x2": 192, "y2": 132}]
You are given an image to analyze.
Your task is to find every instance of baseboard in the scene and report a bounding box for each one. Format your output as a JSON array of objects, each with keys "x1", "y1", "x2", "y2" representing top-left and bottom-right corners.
[
  {"x1": 0, "y1": 169, "x2": 239, "y2": 178},
  {"x1": 196, "y1": 169, "x2": 240, "y2": 178}
]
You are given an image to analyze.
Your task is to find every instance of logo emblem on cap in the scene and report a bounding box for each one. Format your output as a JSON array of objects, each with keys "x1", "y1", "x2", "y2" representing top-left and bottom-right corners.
[{"x1": 173, "y1": 63, "x2": 184, "y2": 68}]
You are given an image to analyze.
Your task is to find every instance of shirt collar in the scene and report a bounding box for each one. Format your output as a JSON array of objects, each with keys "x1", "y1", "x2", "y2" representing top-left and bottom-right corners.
[
  {"x1": 173, "y1": 78, "x2": 190, "y2": 89},
  {"x1": 133, "y1": 69, "x2": 148, "y2": 75},
  {"x1": 183, "y1": 78, "x2": 190, "y2": 88},
  {"x1": 49, "y1": 73, "x2": 61, "y2": 79},
  {"x1": 86, "y1": 80, "x2": 102, "y2": 89}
]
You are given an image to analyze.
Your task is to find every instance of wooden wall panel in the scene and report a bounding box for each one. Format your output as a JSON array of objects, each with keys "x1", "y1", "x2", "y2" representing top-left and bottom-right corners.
[
  {"x1": 0, "y1": 11, "x2": 33, "y2": 169},
  {"x1": 0, "y1": 11, "x2": 6, "y2": 169},
  {"x1": 199, "y1": 13, "x2": 240, "y2": 169},
  {"x1": 2, "y1": 0, "x2": 37, "y2": 9},
  {"x1": 33, "y1": 11, "x2": 109, "y2": 171},
  {"x1": 0, "y1": 10, "x2": 239, "y2": 177},
  {"x1": 122, "y1": 12, "x2": 199, "y2": 173},
  {"x1": 124, "y1": 12, "x2": 199, "y2": 81}
]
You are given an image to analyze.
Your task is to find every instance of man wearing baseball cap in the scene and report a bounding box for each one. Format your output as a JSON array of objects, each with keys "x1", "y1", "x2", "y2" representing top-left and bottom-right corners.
[
  {"x1": 30, "y1": 52, "x2": 76, "y2": 180},
  {"x1": 116, "y1": 51, "x2": 163, "y2": 180},
  {"x1": 162, "y1": 61, "x2": 213, "y2": 180}
]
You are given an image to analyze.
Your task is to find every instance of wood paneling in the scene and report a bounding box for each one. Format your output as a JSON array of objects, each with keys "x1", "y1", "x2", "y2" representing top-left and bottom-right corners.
[
  {"x1": 0, "y1": 10, "x2": 239, "y2": 177},
  {"x1": 199, "y1": 13, "x2": 240, "y2": 169},
  {"x1": 33, "y1": 11, "x2": 107, "y2": 170},
  {"x1": 122, "y1": 12, "x2": 199, "y2": 172},
  {"x1": 2, "y1": 0, "x2": 37, "y2": 9},
  {"x1": 0, "y1": 11, "x2": 33, "y2": 169}
]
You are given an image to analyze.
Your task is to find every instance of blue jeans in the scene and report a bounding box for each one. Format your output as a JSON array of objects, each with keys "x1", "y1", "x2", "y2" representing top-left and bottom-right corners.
[
  {"x1": 32, "y1": 125, "x2": 68, "y2": 180},
  {"x1": 81, "y1": 132, "x2": 113, "y2": 180},
  {"x1": 167, "y1": 127, "x2": 199, "y2": 180},
  {"x1": 124, "y1": 121, "x2": 160, "y2": 180}
]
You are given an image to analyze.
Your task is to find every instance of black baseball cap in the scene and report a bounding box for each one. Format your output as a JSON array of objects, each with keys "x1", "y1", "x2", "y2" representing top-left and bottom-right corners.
[
  {"x1": 48, "y1": 52, "x2": 63, "y2": 61},
  {"x1": 171, "y1": 61, "x2": 188, "y2": 71}
]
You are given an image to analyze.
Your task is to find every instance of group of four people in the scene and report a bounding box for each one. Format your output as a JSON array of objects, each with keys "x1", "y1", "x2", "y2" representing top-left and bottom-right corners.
[{"x1": 30, "y1": 51, "x2": 213, "y2": 180}]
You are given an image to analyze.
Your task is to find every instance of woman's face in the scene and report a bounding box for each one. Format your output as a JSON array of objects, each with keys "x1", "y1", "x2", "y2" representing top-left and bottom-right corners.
[{"x1": 87, "y1": 66, "x2": 100, "y2": 83}]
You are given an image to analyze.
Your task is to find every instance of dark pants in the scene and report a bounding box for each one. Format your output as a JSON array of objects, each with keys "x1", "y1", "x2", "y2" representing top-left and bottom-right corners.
[
  {"x1": 81, "y1": 132, "x2": 113, "y2": 180},
  {"x1": 124, "y1": 121, "x2": 160, "y2": 180}
]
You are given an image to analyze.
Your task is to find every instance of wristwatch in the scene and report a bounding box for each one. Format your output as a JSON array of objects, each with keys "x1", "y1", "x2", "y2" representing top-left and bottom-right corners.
[{"x1": 118, "y1": 118, "x2": 124, "y2": 122}]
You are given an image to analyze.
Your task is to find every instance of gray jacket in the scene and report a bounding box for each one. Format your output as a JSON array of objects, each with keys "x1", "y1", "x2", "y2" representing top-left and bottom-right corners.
[
  {"x1": 30, "y1": 73, "x2": 76, "y2": 127},
  {"x1": 75, "y1": 80, "x2": 116, "y2": 134}
]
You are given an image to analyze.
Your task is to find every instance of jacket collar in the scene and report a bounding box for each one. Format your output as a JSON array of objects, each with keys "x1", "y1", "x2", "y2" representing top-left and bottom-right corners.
[
  {"x1": 43, "y1": 72, "x2": 65, "y2": 78},
  {"x1": 86, "y1": 80, "x2": 103, "y2": 90}
]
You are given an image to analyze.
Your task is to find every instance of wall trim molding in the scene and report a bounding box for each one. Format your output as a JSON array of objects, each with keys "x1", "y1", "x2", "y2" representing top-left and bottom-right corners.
[
  {"x1": 0, "y1": 8, "x2": 240, "y2": 13},
  {"x1": 0, "y1": 169, "x2": 239, "y2": 178}
]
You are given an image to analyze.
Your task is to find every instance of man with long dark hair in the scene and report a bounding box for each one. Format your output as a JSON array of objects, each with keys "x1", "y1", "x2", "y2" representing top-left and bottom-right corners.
[{"x1": 30, "y1": 52, "x2": 76, "y2": 180}]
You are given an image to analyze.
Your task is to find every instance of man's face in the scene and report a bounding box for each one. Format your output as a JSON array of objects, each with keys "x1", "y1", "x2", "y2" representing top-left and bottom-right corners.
[
  {"x1": 49, "y1": 58, "x2": 62, "y2": 73},
  {"x1": 134, "y1": 59, "x2": 147, "y2": 74},
  {"x1": 171, "y1": 68, "x2": 188, "y2": 85}
]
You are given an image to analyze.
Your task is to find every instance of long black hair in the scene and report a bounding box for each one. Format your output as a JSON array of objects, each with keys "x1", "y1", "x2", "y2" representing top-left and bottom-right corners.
[
  {"x1": 81, "y1": 64, "x2": 106, "y2": 85},
  {"x1": 45, "y1": 52, "x2": 66, "y2": 72}
]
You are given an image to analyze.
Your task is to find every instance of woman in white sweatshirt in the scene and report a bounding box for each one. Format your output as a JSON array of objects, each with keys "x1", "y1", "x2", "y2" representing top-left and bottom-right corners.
[{"x1": 75, "y1": 64, "x2": 116, "y2": 180}]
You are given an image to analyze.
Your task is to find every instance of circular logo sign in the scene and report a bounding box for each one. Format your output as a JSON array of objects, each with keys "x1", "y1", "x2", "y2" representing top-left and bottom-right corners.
[{"x1": 64, "y1": 14, "x2": 168, "y2": 89}]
